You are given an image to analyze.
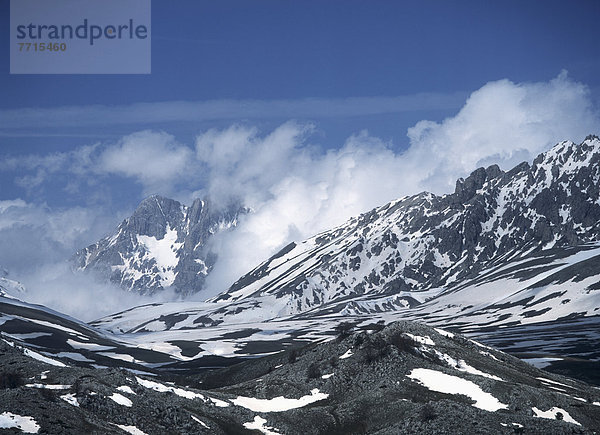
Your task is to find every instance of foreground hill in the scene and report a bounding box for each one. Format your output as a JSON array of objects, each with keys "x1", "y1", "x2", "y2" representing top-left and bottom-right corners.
[{"x1": 2, "y1": 321, "x2": 600, "y2": 434}]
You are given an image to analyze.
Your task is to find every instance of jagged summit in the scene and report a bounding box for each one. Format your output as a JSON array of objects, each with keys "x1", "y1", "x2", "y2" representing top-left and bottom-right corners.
[
  {"x1": 126, "y1": 195, "x2": 185, "y2": 238},
  {"x1": 453, "y1": 164, "x2": 503, "y2": 202},
  {"x1": 73, "y1": 196, "x2": 245, "y2": 296}
]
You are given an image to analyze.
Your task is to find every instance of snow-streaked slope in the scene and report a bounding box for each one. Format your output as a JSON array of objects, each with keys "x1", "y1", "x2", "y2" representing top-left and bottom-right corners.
[
  {"x1": 84, "y1": 244, "x2": 600, "y2": 369},
  {"x1": 208, "y1": 136, "x2": 600, "y2": 318},
  {"x1": 0, "y1": 293, "x2": 184, "y2": 369}
]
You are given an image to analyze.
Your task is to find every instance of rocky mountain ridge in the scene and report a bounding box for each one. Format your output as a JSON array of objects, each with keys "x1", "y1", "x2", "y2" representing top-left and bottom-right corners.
[{"x1": 214, "y1": 135, "x2": 600, "y2": 314}]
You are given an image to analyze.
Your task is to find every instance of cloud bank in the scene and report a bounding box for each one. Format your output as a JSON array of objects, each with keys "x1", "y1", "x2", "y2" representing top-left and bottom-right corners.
[
  {"x1": 403, "y1": 71, "x2": 599, "y2": 193},
  {"x1": 1, "y1": 72, "x2": 599, "y2": 315}
]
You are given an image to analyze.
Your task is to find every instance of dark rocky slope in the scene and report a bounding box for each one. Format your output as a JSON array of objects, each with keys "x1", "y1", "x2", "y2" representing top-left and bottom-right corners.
[{"x1": 2, "y1": 320, "x2": 600, "y2": 434}]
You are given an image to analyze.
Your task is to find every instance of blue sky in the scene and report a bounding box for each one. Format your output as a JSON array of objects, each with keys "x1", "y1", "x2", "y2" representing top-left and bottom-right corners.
[
  {"x1": 1, "y1": 0, "x2": 600, "y2": 317},
  {"x1": 2, "y1": 1, "x2": 599, "y2": 148},
  {"x1": 1, "y1": 1, "x2": 599, "y2": 206}
]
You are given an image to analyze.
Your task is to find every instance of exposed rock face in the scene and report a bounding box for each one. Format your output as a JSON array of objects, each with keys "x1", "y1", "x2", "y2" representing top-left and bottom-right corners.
[{"x1": 73, "y1": 196, "x2": 245, "y2": 296}]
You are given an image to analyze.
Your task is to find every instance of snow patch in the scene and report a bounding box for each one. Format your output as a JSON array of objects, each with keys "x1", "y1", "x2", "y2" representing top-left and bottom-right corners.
[
  {"x1": 339, "y1": 349, "x2": 353, "y2": 359},
  {"x1": 115, "y1": 424, "x2": 148, "y2": 435},
  {"x1": 191, "y1": 415, "x2": 209, "y2": 428},
  {"x1": 66, "y1": 339, "x2": 114, "y2": 351},
  {"x1": 110, "y1": 393, "x2": 133, "y2": 407},
  {"x1": 23, "y1": 349, "x2": 67, "y2": 367},
  {"x1": 532, "y1": 406, "x2": 580, "y2": 426},
  {"x1": 232, "y1": 389, "x2": 329, "y2": 412},
  {"x1": 243, "y1": 416, "x2": 280, "y2": 434},
  {"x1": 405, "y1": 333, "x2": 435, "y2": 346},
  {"x1": 25, "y1": 383, "x2": 71, "y2": 390},
  {"x1": 0, "y1": 412, "x2": 40, "y2": 433},
  {"x1": 432, "y1": 350, "x2": 503, "y2": 381},
  {"x1": 407, "y1": 368, "x2": 508, "y2": 412},
  {"x1": 434, "y1": 328, "x2": 454, "y2": 338},
  {"x1": 209, "y1": 397, "x2": 230, "y2": 407},
  {"x1": 137, "y1": 226, "x2": 182, "y2": 287},
  {"x1": 536, "y1": 377, "x2": 571, "y2": 388},
  {"x1": 117, "y1": 385, "x2": 136, "y2": 395},
  {"x1": 135, "y1": 377, "x2": 205, "y2": 400},
  {"x1": 479, "y1": 351, "x2": 500, "y2": 362},
  {"x1": 60, "y1": 393, "x2": 79, "y2": 407},
  {"x1": 55, "y1": 352, "x2": 94, "y2": 362}
]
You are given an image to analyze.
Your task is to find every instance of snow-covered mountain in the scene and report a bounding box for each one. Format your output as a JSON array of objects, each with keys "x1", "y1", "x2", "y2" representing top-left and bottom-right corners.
[
  {"x1": 213, "y1": 135, "x2": 600, "y2": 312},
  {"x1": 94, "y1": 136, "x2": 600, "y2": 328},
  {"x1": 78, "y1": 136, "x2": 600, "y2": 384},
  {"x1": 73, "y1": 196, "x2": 245, "y2": 296}
]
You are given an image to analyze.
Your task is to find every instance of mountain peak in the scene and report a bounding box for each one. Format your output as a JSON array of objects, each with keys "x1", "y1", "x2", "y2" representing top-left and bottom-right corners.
[
  {"x1": 74, "y1": 195, "x2": 245, "y2": 296},
  {"x1": 127, "y1": 195, "x2": 184, "y2": 238}
]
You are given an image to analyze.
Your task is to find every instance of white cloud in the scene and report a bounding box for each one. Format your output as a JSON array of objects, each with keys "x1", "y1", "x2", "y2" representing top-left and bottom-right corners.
[
  {"x1": 403, "y1": 71, "x2": 599, "y2": 194},
  {"x1": 1, "y1": 144, "x2": 99, "y2": 193},
  {"x1": 194, "y1": 122, "x2": 315, "y2": 205},
  {"x1": 0, "y1": 199, "x2": 112, "y2": 271},
  {"x1": 19, "y1": 262, "x2": 180, "y2": 322},
  {"x1": 1, "y1": 131, "x2": 195, "y2": 198},
  {"x1": 99, "y1": 130, "x2": 194, "y2": 196}
]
